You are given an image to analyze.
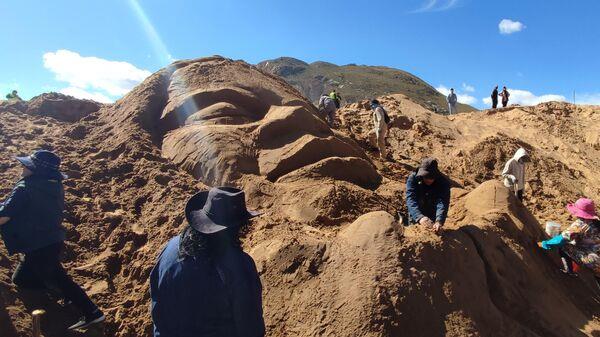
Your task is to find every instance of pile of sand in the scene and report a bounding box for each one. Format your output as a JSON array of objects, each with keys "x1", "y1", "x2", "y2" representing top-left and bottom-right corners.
[{"x1": 0, "y1": 57, "x2": 598, "y2": 337}]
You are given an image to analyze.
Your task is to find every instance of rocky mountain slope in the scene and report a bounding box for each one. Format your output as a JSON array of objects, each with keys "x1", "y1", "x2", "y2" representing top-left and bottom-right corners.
[
  {"x1": 257, "y1": 57, "x2": 476, "y2": 113},
  {"x1": 0, "y1": 57, "x2": 598, "y2": 337}
]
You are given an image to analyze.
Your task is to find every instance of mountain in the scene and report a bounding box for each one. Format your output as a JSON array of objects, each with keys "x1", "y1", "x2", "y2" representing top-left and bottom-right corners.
[{"x1": 257, "y1": 57, "x2": 477, "y2": 113}]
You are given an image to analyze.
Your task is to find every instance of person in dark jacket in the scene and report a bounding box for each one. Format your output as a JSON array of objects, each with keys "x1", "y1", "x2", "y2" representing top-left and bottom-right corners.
[
  {"x1": 500, "y1": 86, "x2": 510, "y2": 107},
  {"x1": 491, "y1": 86, "x2": 499, "y2": 109},
  {"x1": 405, "y1": 158, "x2": 451, "y2": 235},
  {"x1": 0, "y1": 150, "x2": 104, "y2": 330},
  {"x1": 150, "y1": 186, "x2": 265, "y2": 337}
]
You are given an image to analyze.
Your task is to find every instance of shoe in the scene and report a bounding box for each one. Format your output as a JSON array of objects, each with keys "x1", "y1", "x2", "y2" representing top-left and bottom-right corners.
[
  {"x1": 560, "y1": 269, "x2": 578, "y2": 277},
  {"x1": 68, "y1": 309, "x2": 105, "y2": 330}
]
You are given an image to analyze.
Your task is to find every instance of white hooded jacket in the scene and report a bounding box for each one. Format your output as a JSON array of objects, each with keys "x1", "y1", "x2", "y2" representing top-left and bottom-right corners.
[{"x1": 502, "y1": 148, "x2": 528, "y2": 191}]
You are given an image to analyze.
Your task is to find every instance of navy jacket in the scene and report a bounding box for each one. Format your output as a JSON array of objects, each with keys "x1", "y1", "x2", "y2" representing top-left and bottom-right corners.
[
  {"x1": 405, "y1": 172, "x2": 451, "y2": 225},
  {"x1": 150, "y1": 235, "x2": 265, "y2": 337},
  {"x1": 0, "y1": 176, "x2": 66, "y2": 254}
]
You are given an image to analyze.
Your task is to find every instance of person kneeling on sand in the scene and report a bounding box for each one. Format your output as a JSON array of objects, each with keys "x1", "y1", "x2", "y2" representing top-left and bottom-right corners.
[
  {"x1": 406, "y1": 158, "x2": 451, "y2": 235},
  {"x1": 538, "y1": 198, "x2": 600, "y2": 288},
  {"x1": 371, "y1": 99, "x2": 389, "y2": 160},
  {"x1": 5, "y1": 90, "x2": 22, "y2": 101},
  {"x1": 502, "y1": 148, "x2": 529, "y2": 202},
  {"x1": 150, "y1": 187, "x2": 265, "y2": 337},
  {"x1": 0, "y1": 150, "x2": 105, "y2": 330}
]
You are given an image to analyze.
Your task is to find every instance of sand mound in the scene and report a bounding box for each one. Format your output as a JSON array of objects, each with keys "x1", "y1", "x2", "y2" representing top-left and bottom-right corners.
[
  {"x1": 0, "y1": 59, "x2": 599, "y2": 337},
  {"x1": 0, "y1": 92, "x2": 102, "y2": 122}
]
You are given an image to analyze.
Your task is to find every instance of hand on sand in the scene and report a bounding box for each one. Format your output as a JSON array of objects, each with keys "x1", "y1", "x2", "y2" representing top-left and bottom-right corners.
[
  {"x1": 432, "y1": 222, "x2": 443, "y2": 235},
  {"x1": 419, "y1": 217, "x2": 433, "y2": 228}
]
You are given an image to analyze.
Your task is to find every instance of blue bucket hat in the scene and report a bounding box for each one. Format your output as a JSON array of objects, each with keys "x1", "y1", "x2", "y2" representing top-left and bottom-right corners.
[
  {"x1": 185, "y1": 187, "x2": 261, "y2": 234},
  {"x1": 16, "y1": 150, "x2": 67, "y2": 180}
]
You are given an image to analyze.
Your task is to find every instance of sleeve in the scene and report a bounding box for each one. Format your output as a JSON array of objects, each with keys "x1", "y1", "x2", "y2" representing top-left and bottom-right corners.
[
  {"x1": 0, "y1": 183, "x2": 29, "y2": 218},
  {"x1": 150, "y1": 247, "x2": 171, "y2": 337},
  {"x1": 406, "y1": 174, "x2": 424, "y2": 223},
  {"x1": 501, "y1": 160, "x2": 514, "y2": 178},
  {"x1": 541, "y1": 235, "x2": 566, "y2": 250},
  {"x1": 435, "y1": 180, "x2": 451, "y2": 225},
  {"x1": 232, "y1": 256, "x2": 265, "y2": 337}
]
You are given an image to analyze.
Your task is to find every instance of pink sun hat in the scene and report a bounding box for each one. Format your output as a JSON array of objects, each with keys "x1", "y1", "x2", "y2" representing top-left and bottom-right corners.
[{"x1": 566, "y1": 198, "x2": 599, "y2": 220}]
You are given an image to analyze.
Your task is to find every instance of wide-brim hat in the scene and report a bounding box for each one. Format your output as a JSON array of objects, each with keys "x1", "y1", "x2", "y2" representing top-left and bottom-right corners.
[
  {"x1": 416, "y1": 157, "x2": 440, "y2": 178},
  {"x1": 566, "y1": 198, "x2": 599, "y2": 220},
  {"x1": 16, "y1": 150, "x2": 67, "y2": 180},
  {"x1": 185, "y1": 186, "x2": 261, "y2": 234}
]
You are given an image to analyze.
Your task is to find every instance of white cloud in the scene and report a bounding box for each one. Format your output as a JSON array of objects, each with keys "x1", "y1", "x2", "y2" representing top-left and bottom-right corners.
[
  {"x1": 410, "y1": 0, "x2": 459, "y2": 13},
  {"x1": 436, "y1": 85, "x2": 477, "y2": 105},
  {"x1": 60, "y1": 87, "x2": 113, "y2": 104},
  {"x1": 462, "y1": 83, "x2": 475, "y2": 92},
  {"x1": 43, "y1": 49, "x2": 151, "y2": 102},
  {"x1": 481, "y1": 89, "x2": 566, "y2": 106},
  {"x1": 576, "y1": 93, "x2": 600, "y2": 105},
  {"x1": 499, "y1": 19, "x2": 526, "y2": 35}
]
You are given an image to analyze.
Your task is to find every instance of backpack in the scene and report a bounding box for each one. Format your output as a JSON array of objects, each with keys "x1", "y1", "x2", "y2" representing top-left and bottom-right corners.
[{"x1": 381, "y1": 107, "x2": 391, "y2": 124}]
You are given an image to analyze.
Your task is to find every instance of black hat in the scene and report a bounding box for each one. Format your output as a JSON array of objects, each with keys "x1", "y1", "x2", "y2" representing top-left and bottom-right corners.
[
  {"x1": 416, "y1": 158, "x2": 440, "y2": 178},
  {"x1": 16, "y1": 150, "x2": 67, "y2": 180},
  {"x1": 185, "y1": 187, "x2": 261, "y2": 234}
]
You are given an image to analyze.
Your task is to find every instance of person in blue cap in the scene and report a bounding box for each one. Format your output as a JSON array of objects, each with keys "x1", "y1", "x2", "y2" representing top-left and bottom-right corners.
[
  {"x1": 0, "y1": 150, "x2": 104, "y2": 330},
  {"x1": 150, "y1": 186, "x2": 265, "y2": 337}
]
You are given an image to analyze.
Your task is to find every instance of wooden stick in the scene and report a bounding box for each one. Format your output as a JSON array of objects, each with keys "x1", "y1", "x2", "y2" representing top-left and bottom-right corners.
[{"x1": 31, "y1": 309, "x2": 45, "y2": 337}]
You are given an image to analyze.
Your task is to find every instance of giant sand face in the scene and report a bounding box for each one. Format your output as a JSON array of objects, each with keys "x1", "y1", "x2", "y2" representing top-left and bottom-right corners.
[{"x1": 159, "y1": 58, "x2": 378, "y2": 187}]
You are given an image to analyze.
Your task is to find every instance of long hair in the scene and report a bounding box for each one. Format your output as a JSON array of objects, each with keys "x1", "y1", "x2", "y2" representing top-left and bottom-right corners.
[{"x1": 178, "y1": 225, "x2": 243, "y2": 259}]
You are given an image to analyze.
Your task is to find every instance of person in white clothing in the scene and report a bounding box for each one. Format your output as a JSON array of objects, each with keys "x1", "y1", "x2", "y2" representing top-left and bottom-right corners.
[
  {"x1": 502, "y1": 148, "x2": 529, "y2": 201},
  {"x1": 370, "y1": 99, "x2": 388, "y2": 160}
]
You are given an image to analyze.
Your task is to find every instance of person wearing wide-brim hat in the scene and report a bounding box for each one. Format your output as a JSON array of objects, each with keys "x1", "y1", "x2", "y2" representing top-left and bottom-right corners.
[
  {"x1": 0, "y1": 150, "x2": 105, "y2": 330},
  {"x1": 539, "y1": 198, "x2": 600, "y2": 285},
  {"x1": 405, "y1": 158, "x2": 451, "y2": 235},
  {"x1": 150, "y1": 186, "x2": 265, "y2": 337}
]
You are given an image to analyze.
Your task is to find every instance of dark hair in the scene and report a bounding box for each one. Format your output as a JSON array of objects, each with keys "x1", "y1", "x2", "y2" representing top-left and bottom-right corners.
[
  {"x1": 371, "y1": 99, "x2": 380, "y2": 105},
  {"x1": 178, "y1": 225, "x2": 243, "y2": 259}
]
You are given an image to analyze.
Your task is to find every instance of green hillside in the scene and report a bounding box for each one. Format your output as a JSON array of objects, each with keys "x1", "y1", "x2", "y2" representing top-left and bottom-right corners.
[{"x1": 257, "y1": 57, "x2": 476, "y2": 113}]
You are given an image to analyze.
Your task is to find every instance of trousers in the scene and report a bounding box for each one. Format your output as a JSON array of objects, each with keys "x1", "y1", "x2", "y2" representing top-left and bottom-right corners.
[{"x1": 12, "y1": 242, "x2": 98, "y2": 315}]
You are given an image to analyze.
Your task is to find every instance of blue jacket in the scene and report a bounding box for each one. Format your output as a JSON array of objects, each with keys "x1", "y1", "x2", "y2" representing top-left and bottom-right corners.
[
  {"x1": 150, "y1": 235, "x2": 265, "y2": 337},
  {"x1": 406, "y1": 172, "x2": 451, "y2": 225},
  {"x1": 0, "y1": 176, "x2": 66, "y2": 254},
  {"x1": 541, "y1": 235, "x2": 567, "y2": 250}
]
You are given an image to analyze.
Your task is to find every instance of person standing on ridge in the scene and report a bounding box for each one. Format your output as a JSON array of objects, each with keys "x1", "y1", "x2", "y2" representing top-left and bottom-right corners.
[
  {"x1": 5, "y1": 90, "x2": 22, "y2": 101},
  {"x1": 329, "y1": 90, "x2": 342, "y2": 109},
  {"x1": 491, "y1": 86, "x2": 499, "y2": 109},
  {"x1": 446, "y1": 88, "x2": 458, "y2": 115},
  {"x1": 502, "y1": 147, "x2": 529, "y2": 202},
  {"x1": 371, "y1": 99, "x2": 389, "y2": 160},
  {"x1": 405, "y1": 158, "x2": 451, "y2": 235},
  {"x1": 151, "y1": 187, "x2": 265, "y2": 337},
  {"x1": 499, "y1": 86, "x2": 510, "y2": 107},
  {"x1": 0, "y1": 150, "x2": 105, "y2": 330},
  {"x1": 318, "y1": 94, "x2": 338, "y2": 127}
]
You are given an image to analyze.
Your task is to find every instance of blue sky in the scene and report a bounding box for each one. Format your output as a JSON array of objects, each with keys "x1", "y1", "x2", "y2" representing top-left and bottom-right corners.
[{"x1": 1, "y1": 0, "x2": 599, "y2": 108}]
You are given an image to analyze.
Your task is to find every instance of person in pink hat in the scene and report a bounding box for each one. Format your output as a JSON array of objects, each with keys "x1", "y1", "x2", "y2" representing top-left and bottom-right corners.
[{"x1": 539, "y1": 198, "x2": 600, "y2": 287}]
